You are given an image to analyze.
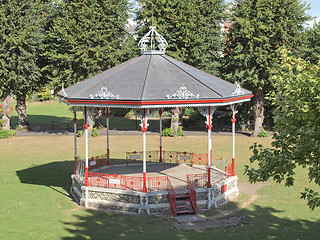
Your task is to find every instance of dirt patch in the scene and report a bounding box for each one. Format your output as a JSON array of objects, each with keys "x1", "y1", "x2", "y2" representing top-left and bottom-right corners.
[{"x1": 238, "y1": 182, "x2": 268, "y2": 195}]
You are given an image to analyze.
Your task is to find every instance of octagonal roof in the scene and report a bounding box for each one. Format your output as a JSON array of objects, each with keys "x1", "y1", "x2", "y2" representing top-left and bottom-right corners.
[{"x1": 57, "y1": 53, "x2": 253, "y2": 109}]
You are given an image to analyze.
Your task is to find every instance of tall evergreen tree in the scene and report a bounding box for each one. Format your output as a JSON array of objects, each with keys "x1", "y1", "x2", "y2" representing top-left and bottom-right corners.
[
  {"x1": 223, "y1": 0, "x2": 310, "y2": 137},
  {"x1": 136, "y1": 0, "x2": 226, "y2": 135},
  {"x1": 0, "y1": 0, "x2": 49, "y2": 129},
  {"x1": 294, "y1": 22, "x2": 320, "y2": 64},
  {"x1": 136, "y1": 0, "x2": 226, "y2": 76},
  {"x1": 45, "y1": 0, "x2": 138, "y2": 91}
]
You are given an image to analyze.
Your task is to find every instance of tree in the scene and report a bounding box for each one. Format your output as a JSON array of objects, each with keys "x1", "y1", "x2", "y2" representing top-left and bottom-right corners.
[
  {"x1": 137, "y1": 0, "x2": 226, "y2": 75},
  {"x1": 45, "y1": 0, "x2": 138, "y2": 92},
  {"x1": 223, "y1": 0, "x2": 310, "y2": 137},
  {"x1": 294, "y1": 22, "x2": 320, "y2": 64},
  {"x1": 136, "y1": 0, "x2": 226, "y2": 134},
  {"x1": 245, "y1": 49, "x2": 320, "y2": 209},
  {"x1": 0, "y1": 0, "x2": 50, "y2": 129}
]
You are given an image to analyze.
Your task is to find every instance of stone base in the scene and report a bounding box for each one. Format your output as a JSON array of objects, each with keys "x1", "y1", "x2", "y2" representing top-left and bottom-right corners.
[{"x1": 70, "y1": 174, "x2": 238, "y2": 215}]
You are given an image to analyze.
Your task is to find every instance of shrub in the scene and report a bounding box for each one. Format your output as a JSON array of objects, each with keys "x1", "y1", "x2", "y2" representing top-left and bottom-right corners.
[
  {"x1": 258, "y1": 128, "x2": 269, "y2": 137},
  {"x1": 91, "y1": 127, "x2": 99, "y2": 137},
  {"x1": 162, "y1": 127, "x2": 184, "y2": 137},
  {"x1": 77, "y1": 130, "x2": 83, "y2": 138},
  {"x1": 0, "y1": 129, "x2": 16, "y2": 139},
  {"x1": 177, "y1": 126, "x2": 184, "y2": 136},
  {"x1": 34, "y1": 88, "x2": 53, "y2": 102},
  {"x1": 162, "y1": 127, "x2": 174, "y2": 137}
]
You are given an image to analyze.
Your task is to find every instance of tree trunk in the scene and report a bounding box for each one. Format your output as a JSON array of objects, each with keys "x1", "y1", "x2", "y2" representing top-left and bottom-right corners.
[
  {"x1": 170, "y1": 108, "x2": 180, "y2": 137},
  {"x1": 178, "y1": 108, "x2": 185, "y2": 126},
  {"x1": 93, "y1": 108, "x2": 103, "y2": 128},
  {"x1": 16, "y1": 95, "x2": 30, "y2": 129},
  {"x1": 87, "y1": 108, "x2": 95, "y2": 137},
  {"x1": 1, "y1": 94, "x2": 13, "y2": 130},
  {"x1": 252, "y1": 89, "x2": 265, "y2": 137}
]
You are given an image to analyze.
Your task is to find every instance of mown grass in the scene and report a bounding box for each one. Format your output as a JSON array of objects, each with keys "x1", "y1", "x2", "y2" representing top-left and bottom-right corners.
[
  {"x1": 1, "y1": 133, "x2": 320, "y2": 240},
  {"x1": 9, "y1": 100, "x2": 164, "y2": 131}
]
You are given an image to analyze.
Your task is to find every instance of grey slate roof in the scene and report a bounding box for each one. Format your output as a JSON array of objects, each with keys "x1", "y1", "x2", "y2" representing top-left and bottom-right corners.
[{"x1": 57, "y1": 53, "x2": 252, "y2": 108}]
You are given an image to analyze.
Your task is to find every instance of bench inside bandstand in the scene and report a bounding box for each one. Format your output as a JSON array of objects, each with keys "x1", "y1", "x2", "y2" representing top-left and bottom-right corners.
[{"x1": 70, "y1": 150, "x2": 238, "y2": 216}]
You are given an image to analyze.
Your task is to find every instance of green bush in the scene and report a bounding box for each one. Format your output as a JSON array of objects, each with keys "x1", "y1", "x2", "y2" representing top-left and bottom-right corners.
[
  {"x1": 258, "y1": 128, "x2": 269, "y2": 137},
  {"x1": 34, "y1": 88, "x2": 53, "y2": 102},
  {"x1": 162, "y1": 127, "x2": 174, "y2": 137},
  {"x1": 177, "y1": 126, "x2": 184, "y2": 136},
  {"x1": 91, "y1": 127, "x2": 99, "y2": 137},
  {"x1": 162, "y1": 126, "x2": 184, "y2": 137},
  {"x1": 77, "y1": 130, "x2": 83, "y2": 138},
  {"x1": 0, "y1": 129, "x2": 16, "y2": 139},
  {"x1": 184, "y1": 107, "x2": 195, "y2": 116}
]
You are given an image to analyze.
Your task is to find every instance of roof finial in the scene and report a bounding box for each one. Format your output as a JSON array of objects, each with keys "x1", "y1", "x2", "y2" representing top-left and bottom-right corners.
[{"x1": 138, "y1": 26, "x2": 168, "y2": 55}]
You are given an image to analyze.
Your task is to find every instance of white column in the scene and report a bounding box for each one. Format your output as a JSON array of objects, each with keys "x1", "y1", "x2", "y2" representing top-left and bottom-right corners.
[
  {"x1": 106, "y1": 107, "x2": 110, "y2": 166},
  {"x1": 84, "y1": 107, "x2": 89, "y2": 207},
  {"x1": 140, "y1": 109, "x2": 149, "y2": 193},
  {"x1": 159, "y1": 108, "x2": 163, "y2": 162},
  {"x1": 73, "y1": 108, "x2": 78, "y2": 175},
  {"x1": 230, "y1": 104, "x2": 238, "y2": 177}
]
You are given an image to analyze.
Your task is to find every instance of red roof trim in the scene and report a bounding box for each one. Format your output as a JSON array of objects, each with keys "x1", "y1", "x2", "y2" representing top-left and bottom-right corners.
[{"x1": 67, "y1": 95, "x2": 254, "y2": 106}]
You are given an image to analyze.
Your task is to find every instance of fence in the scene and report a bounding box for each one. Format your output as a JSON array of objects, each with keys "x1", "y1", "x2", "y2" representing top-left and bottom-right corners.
[
  {"x1": 186, "y1": 175, "x2": 197, "y2": 214},
  {"x1": 167, "y1": 179, "x2": 176, "y2": 216},
  {"x1": 88, "y1": 172, "x2": 172, "y2": 192},
  {"x1": 126, "y1": 150, "x2": 202, "y2": 165},
  {"x1": 76, "y1": 156, "x2": 85, "y2": 180},
  {"x1": 88, "y1": 154, "x2": 108, "y2": 170}
]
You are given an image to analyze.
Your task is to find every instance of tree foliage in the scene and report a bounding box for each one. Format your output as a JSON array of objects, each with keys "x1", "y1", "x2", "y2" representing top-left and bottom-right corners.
[
  {"x1": 45, "y1": 0, "x2": 138, "y2": 91},
  {"x1": 223, "y1": 0, "x2": 310, "y2": 136},
  {"x1": 0, "y1": 0, "x2": 50, "y2": 128},
  {"x1": 0, "y1": 0, "x2": 50, "y2": 97},
  {"x1": 294, "y1": 22, "x2": 320, "y2": 64},
  {"x1": 136, "y1": 0, "x2": 226, "y2": 76},
  {"x1": 245, "y1": 49, "x2": 320, "y2": 209}
]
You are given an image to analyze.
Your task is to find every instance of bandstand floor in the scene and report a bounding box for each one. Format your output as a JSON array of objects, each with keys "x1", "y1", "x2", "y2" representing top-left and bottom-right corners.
[{"x1": 95, "y1": 163, "x2": 225, "y2": 192}]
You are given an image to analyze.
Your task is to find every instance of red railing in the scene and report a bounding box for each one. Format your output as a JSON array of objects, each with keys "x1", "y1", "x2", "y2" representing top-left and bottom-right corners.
[
  {"x1": 88, "y1": 154, "x2": 108, "y2": 170},
  {"x1": 167, "y1": 179, "x2": 177, "y2": 216},
  {"x1": 187, "y1": 173, "x2": 208, "y2": 189},
  {"x1": 88, "y1": 172, "x2": 172, "y2": 192},
  {"x1": 191, "y1": 153, "x2": 208, "y2": 165},
  {"x1": 187, "y1": 175, "x2": 197, "y2": 214}
]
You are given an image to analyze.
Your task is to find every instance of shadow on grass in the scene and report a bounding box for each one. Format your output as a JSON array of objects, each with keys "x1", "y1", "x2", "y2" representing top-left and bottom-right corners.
[
  {"x1": 16, "y1": 160, "x2": 74, "y2": 195},
  {"x1": 60, "y1": 203, "x2": 320, "y2": 240}
]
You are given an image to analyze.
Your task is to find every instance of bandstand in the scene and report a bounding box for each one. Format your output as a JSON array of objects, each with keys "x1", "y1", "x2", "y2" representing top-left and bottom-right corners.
[{"x1": 57, "y1": 27, "x2": 253, "y2": 215}]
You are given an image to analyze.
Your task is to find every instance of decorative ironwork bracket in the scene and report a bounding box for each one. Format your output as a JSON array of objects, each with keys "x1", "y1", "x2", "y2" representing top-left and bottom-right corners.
[
  {"x1": 90, "y1": 84, "x2": 119, "y2": 99},
  {"x1": 166, "y1": 85, "x2": 200, "y2": 99},
  {"x1": 232, "y1": 81, "x2": 244, "y2": 96},
  {"x1": 198, "y1": 107, "x2": 216, "y2": 128}
]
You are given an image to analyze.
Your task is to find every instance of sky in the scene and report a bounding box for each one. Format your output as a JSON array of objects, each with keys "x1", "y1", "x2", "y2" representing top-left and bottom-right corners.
[{"x1": 305, "y1": 0, "x2": 320, "y2": 25}]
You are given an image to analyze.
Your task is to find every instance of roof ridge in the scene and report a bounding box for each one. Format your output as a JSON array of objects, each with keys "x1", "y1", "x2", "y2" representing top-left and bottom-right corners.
[
  {"x1": 140, "y1": 55, "x2": 152, "y2": 100},
  {"x1": 162, "y1": 55, "x2": 224, "y2": 98}
]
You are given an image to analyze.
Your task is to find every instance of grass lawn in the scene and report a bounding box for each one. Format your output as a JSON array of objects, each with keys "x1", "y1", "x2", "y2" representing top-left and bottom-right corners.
[
  {"x1": 1, "y1": 133, "x2": 320, "y2": 240},
  {"x1": 9, "y1": 100, "x2": 164, "y2": 131}
]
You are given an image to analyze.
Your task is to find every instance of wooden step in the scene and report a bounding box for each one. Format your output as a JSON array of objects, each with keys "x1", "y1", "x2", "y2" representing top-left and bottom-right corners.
[{"x1": 176, "y1": 209, "x2": 196, "y2": 215}]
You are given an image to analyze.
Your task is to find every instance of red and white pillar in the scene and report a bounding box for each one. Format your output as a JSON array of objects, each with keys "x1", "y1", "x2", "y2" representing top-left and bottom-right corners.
[
  {"x1": 106, "y1": 107, "x2": 110, "y2": 166},
  {"x1": 73, "y1": 108, "x2": 78, "y2": 175},
  {"x1": 230, "y1": 104, "x2": 237, "y2": 177},
  {"x1": 84, "y1": 107, "x2": 89, "y2": 207},
  {"x1": 199, "y1": 106, "x2": 215, "y2": 188},
  {"x1": 140, "y1": 109, "x2": 149, "y2": 193},
  {"x1": 159, "y1": 108, "x2": 163, "y2": 162}
]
